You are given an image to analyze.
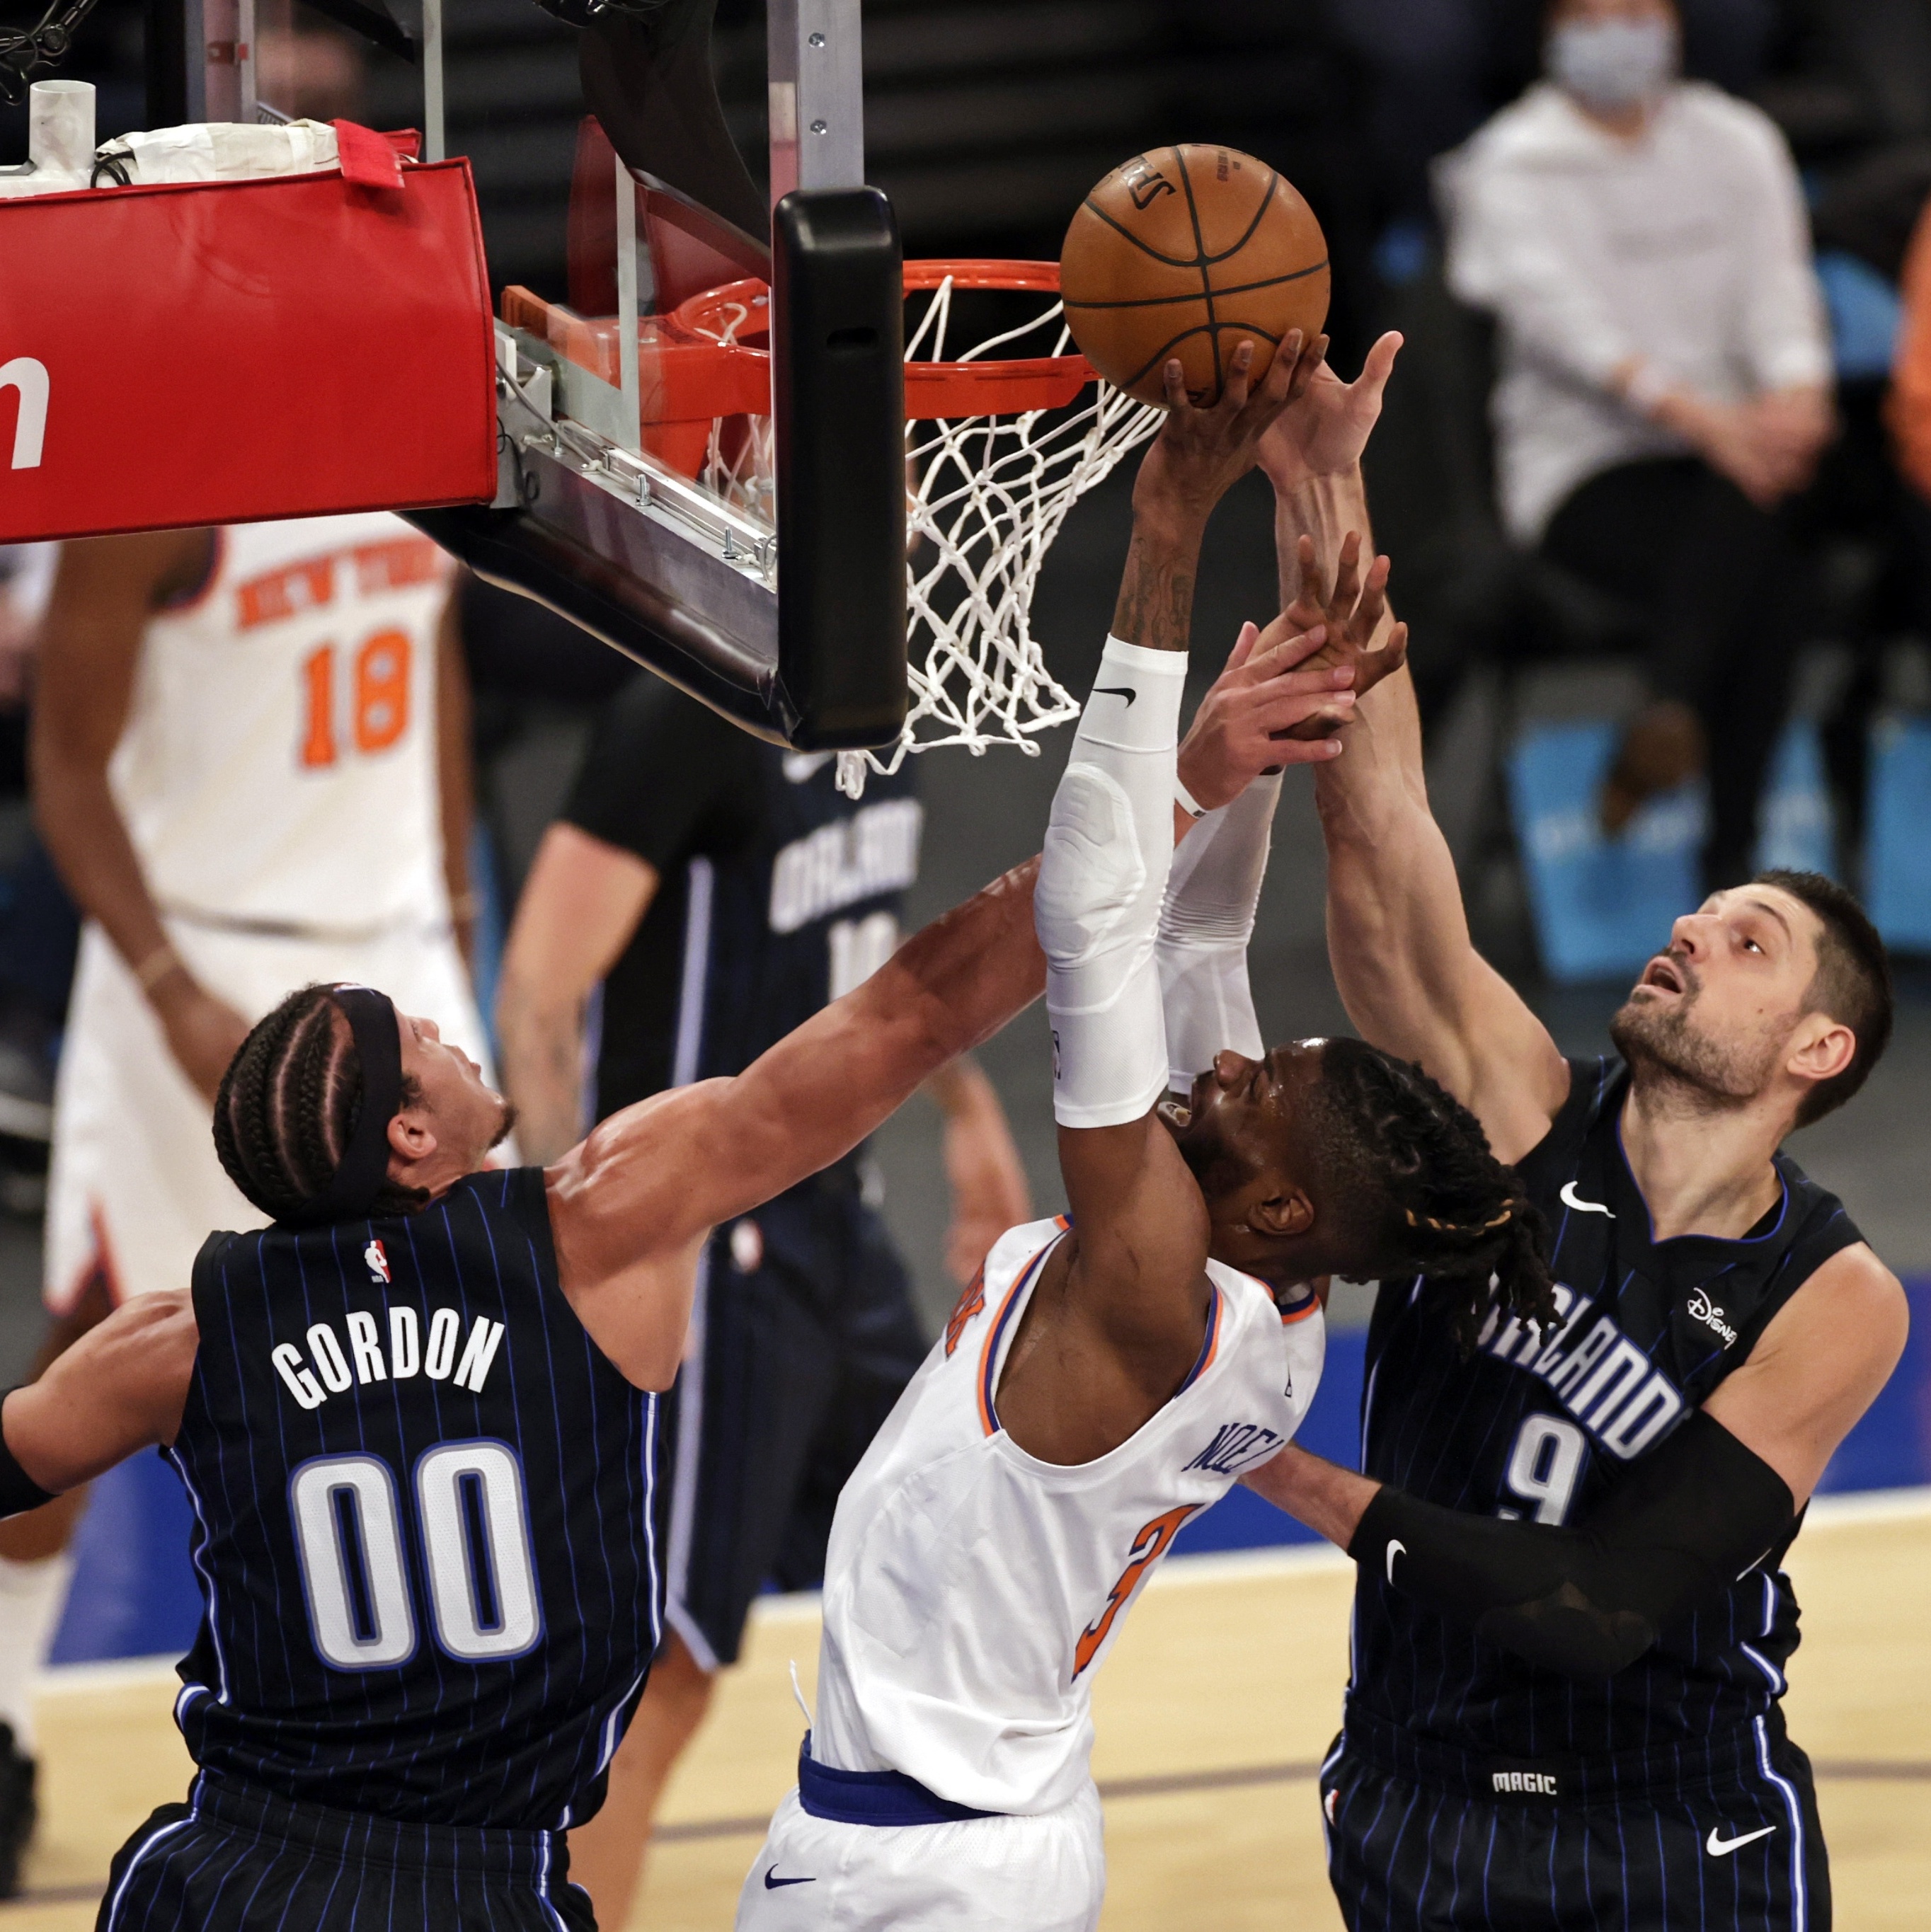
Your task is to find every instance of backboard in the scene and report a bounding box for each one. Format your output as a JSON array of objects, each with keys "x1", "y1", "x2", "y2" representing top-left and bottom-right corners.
[
  {"x1": 132, "y1": 0, "x2": 907, "y2": 750},
  {"x1": 444, "y1": 0, "x2": 910, "y2": 751}
]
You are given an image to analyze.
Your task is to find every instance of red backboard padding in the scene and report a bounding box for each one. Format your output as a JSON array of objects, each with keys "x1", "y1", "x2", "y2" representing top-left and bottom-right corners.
[{"x1": 0, "y1": 158, "x2": 497, "y2": 543}]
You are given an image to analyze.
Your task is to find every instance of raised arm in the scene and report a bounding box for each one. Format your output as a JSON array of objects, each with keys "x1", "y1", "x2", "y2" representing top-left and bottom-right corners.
[
  {"x1": 1259, "y1": 393, "x2": 1569, "y2": 1161},
  {"x1": 1, "y1": 1291, "x2": 199, "y2": 1506},
  {"x1": 545, "y1": 848, "x2": 1047, "y2": 1385},
  {"x1": 1007, "y1": 340, "x2": 1357, "y2": 1461}
]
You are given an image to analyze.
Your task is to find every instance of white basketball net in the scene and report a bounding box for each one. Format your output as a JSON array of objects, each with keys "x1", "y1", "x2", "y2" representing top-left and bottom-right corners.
[{"x1": 689, "y1": 277, "x2": 1162, "y2": 798}]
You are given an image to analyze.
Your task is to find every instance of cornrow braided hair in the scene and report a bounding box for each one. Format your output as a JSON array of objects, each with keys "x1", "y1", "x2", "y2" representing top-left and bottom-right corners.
[
  {"x1": 1309, "y1": 1037, "x2": 1558, "y2": 1353},
  {"x1": 212, "y1": 984, "x2": 428, "y2": 1224}
]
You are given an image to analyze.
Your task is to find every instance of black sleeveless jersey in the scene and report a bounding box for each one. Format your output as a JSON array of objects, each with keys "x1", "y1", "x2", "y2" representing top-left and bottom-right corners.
[
  {"x1": 1351, "y1": 1057, "x2": 1862, "y2": 1760},
  {"x1": 564, "y1": 681, "x2": 921, "y2": 1115},
  {"x1": 169, "y1": 1168, "x2": 660, "y2": 1829}
]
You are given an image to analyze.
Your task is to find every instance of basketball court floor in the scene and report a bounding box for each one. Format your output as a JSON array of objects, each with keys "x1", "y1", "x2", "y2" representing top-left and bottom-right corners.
[{"x1": 8, "y1": 1493, "x2": 1929, "y2": 1930}]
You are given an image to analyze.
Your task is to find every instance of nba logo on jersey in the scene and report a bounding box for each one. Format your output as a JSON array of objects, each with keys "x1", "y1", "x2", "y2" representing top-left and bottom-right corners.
[{"x1": 363, "y1": 1238, "x2": 391, "y2": 1284}]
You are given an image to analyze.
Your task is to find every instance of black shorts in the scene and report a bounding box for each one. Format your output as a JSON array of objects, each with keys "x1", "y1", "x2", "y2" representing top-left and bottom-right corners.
[
  {"x1": 653, "y1": 1169, "x2": 924, "y2": 1669},
  {"x1": 98, "y1": 1774, "x2": 594, "y2": 1931},
  {"x1": 1322, "y1": 1714, "x2": 1830, "y2": 1931}
]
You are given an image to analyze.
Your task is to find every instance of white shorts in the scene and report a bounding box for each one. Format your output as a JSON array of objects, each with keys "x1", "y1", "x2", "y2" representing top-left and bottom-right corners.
[
  {"x1": 735, "y1": 1783, "x2": 1105, "y2": 1932},
  {"x1": 45, "y1": 917, "x2": 494, "y2": 1312}
]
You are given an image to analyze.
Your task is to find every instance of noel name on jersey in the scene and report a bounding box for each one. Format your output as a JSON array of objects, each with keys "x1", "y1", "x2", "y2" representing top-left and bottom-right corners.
[
  {"x1": 1474, "y1": 1280, "x2": 1684, "y2": 1460},
  {"x1": 270, "y1": 1303, "x2": 506, "y2": 1412}
]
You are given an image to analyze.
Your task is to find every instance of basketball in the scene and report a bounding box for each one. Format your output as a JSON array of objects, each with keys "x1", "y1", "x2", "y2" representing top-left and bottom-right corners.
[{"x1": 1059, "y1": 145, "x2": 1331, "y2": 407}]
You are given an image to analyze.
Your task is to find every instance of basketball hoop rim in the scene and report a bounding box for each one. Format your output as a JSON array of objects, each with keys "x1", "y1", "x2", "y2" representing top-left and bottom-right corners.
[{"x1": 670, "y1": 259, "x2": 1094, "y2": 420}]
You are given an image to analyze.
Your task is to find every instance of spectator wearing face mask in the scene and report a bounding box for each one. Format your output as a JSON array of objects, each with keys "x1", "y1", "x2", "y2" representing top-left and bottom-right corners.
[{"x1": 1440, "y1": 0, "x2": 1833, "y2": 888}]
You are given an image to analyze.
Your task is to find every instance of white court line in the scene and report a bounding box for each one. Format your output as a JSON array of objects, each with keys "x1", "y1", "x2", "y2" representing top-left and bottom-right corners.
[{"x1": 1805, "y1": 1483, "x2": 1931, "y2": 1527}]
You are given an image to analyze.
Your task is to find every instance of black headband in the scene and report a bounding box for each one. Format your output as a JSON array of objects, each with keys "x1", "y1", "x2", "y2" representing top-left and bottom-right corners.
[{"x1": 299, "y1": 984, "x2": 403, "y2": 1225}]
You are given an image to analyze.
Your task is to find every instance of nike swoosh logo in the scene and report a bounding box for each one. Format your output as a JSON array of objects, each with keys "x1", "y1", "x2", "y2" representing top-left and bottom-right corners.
[
  {"x1": 1385, "y1": 1539, "x2": 1404, "y2": 1586},
  {"x1": 1560, "y1": 1181, "x2": 1615, "y2": 1218},
  {"x1": 1093, "y1": 684, "x2": 1137, "y2": 706},
  {"x1": 1706, "y1": 1824, "x2": 1776, "y2": 1857},
  {"x1": 764, "y1": 1868, "x2": 815, "y2": 1888}
]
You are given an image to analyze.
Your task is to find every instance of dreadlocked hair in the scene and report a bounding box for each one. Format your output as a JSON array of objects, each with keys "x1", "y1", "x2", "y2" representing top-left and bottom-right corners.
[
  {"x1": 212, "y1": 984, "x2": 428, "y2": 1224},
  {"x1": 1306, "y1": 1037, "x2": 1557, "y2": 1354}
]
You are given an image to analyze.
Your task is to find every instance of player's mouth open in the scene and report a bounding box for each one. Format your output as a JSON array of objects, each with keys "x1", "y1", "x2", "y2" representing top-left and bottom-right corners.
[{"x1": 1638, "y1": 957, "x2": 1685, "y2": 996}]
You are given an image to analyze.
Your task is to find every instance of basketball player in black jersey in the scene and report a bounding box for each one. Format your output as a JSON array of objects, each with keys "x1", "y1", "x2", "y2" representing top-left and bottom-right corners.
[
  {"x1": 1239, "y1": 392, "x2": 1909, "y2": 1929},
  {"x1": 0, "y1": 873, "x2": 1050, "y2": 1927},
  {"x1": 0, "y1": 353, "x2": 1380, "y2": 1921}
]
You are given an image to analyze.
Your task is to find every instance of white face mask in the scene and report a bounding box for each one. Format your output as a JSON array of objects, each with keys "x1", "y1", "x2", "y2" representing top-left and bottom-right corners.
[{"x1": 1547, "y1": 16, "x2": 1678, "y2": 113}]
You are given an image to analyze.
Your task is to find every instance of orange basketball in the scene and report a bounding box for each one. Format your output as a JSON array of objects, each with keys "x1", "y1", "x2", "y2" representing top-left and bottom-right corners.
[{"x1": 1060, "y1": 146, "x2": 1330, "y2": 408}]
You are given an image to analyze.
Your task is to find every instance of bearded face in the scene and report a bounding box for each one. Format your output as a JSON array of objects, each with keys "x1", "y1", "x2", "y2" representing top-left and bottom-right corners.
[{"x1": 1609, "y1": 950, "x2": 1789, "y2": 1107}]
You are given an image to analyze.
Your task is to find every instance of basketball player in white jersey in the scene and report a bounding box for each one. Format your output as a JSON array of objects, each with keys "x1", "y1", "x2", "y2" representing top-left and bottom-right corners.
[
  {"x1": 0, "y1": 516, "x2": 488, "y2": 1813},
  {"x1": 737, "y1": 338, "x2": 1557, "y2": 1931}
]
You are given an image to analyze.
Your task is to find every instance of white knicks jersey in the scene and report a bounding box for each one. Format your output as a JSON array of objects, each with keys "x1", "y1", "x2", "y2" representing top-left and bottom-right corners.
[
  {"x1": 812, "y1": 1215, "x2": 1324, "y2": 1817},
  {"x1": 108, "y1": 514, "x2": 455, "y2": 931}
]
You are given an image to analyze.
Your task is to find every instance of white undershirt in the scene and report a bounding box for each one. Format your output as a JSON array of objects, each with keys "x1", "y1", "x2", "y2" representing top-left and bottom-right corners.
[{"x1": 1439, "y1": 81, "x2": 1831, "y2": 543}]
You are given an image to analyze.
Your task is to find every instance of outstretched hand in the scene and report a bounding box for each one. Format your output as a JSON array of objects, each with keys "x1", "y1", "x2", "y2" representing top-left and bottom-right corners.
[
  {"x1": 1257, "y1": 331, "x2": 1402, "y2": 495},
  {"x1": 1259, "y1": 531, "x2": 1409, "y2": 742},
  {"x1": 1176, "y1": 620, "x2": 1358, "y2": 812},
  {"x1": 1133, "y1": 331, "x2": 1328, "y2": 529}
]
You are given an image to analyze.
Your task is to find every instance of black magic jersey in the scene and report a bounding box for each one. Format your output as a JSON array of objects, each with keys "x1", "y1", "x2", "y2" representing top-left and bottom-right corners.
[
  {"x1": 168, "y1": 1168, "x2": 659, "y2": 1829},
  {"x1": 1351, "y1": 1057, "x2": 1861, "y2": 1761},
  {"x1": 565, "y1": 679, "x2": 920, "y2": 1113}
]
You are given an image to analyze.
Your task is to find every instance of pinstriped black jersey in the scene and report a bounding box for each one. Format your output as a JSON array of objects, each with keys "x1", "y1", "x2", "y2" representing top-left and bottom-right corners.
[
  {"x1": 1351, "y1": 1057, "x2": 1862, "y2": 1760},
  {"x1": 563, "y1": 682, "x2": 921, "y2": 1116},
  {"x1": 169, "y1": 1167, "x2": 660, "y2": 1829}
]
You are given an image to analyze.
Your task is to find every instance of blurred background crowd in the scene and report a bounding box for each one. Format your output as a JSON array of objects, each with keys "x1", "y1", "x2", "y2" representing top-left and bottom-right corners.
[{"x1": 5, "y1": 0, "x2": 1931, "y2": 1907}]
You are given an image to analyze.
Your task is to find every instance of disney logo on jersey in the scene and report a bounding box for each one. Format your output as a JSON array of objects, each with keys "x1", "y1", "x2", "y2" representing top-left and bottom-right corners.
[
  {"x1": 270, "y1": 1306, "x2": 505, "y2": 1411},
  {"x1": 767, "y1": 798, "x2": 922, "y2": 935},
  {"x1": 1475, "y1": 1282, "x2": 1684, "y2": 1461},
  {"x1": 1686, "y1": 1287, "x2": 1738, "y2": 1348},
  {"x1": 364, "y1": 1238, "x2": 391, "y2": 1284},
  {"x1": 1183, "y1": 1420, "x2": 1285, "y2": 1478}
]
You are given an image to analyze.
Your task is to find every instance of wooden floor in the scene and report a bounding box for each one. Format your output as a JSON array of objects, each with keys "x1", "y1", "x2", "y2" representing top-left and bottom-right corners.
[{"x1": 10, "y1": 1494, "x2": 1930, "y2": 1930}]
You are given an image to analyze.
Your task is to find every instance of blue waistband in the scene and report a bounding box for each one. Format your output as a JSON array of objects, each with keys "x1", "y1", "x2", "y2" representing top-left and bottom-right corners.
[{"x1": 795, "y1": 1735, "x2": 1001, "y2": 1827}]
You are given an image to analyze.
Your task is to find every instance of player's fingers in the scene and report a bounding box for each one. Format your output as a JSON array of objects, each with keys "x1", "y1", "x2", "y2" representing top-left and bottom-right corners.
[
  {"x1": 1329, "y1": 530, "x2": 1363, "y2": 616},
  {"x1": 1268, "y1": 329, "x2": 1307, "y2": 406},
  {"x1": 1268, "y1": 731, "x2": 1346, "y2": 764},
  {"x1": 1351, "y1": 553, "x2": 1394, "y2": 635},
  {"x1": 1219, "y1": 338, "x2": 1256, "y2": 414},
  {"x1": 1246, "y1": 623, "x2": 1327, "y2": 677},
  {"x1": 1251, "y1": 686, "x2": 1356, "y2": 732},
  {"x1": 1294, "y1": 532, "x2": 1327, "y2": 607},
  {"x1": 1160, "y1": 357, "x2": 1189, "y2": 411},
  {"x1": 1225, "y1": 620, "x2": 1261, "y2": 672},
  {"x1": 1354, "y1": 623, "x2": 1410, "y2": 695},
  {"x1": 1353, "y1": 330, "x2": 1403, "y2": 406}
]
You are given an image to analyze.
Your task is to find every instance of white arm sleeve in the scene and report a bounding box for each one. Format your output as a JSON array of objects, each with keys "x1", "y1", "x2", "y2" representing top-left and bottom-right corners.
[
  {"x1": 1157, "y1": 771, "x2": 1280, "y2": 1091},
  {"x1": 1036, "y1": 637, "x2": 1189, "y2": 1128}
]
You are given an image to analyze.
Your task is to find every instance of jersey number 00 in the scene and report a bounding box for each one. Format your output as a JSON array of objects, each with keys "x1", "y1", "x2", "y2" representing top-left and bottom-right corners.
[{"x1": 287, "y1": 1439, "x2": 544, "y2": 1670}]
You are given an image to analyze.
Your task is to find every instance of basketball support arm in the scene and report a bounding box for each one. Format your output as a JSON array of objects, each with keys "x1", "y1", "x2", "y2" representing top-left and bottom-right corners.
[
  {"x1": 1248, "y1": 1415, "x2": 1795, "y2": 1677},
  {"x1": 1156, "y1": 773, "x2": 1280, "y2": 1091}
]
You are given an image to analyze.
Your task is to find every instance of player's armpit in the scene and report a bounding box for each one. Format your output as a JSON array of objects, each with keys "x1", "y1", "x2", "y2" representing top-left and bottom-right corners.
[
  {"x1": 1, "y1": 1289, "x2": 199, "y2": 1499},
  {"x1": 1704, "y1": 1241, "x2": 1909, "y2": 1507},
  {"x1": 1347, "y1": 1410, "x2": 1797, "y2": 1677}
]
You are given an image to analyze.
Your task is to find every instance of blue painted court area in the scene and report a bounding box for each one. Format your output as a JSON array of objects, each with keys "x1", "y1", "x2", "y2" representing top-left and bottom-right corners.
[{"x1": 50, "y1": 1283, "x2": 1931, "y2": 1664}]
